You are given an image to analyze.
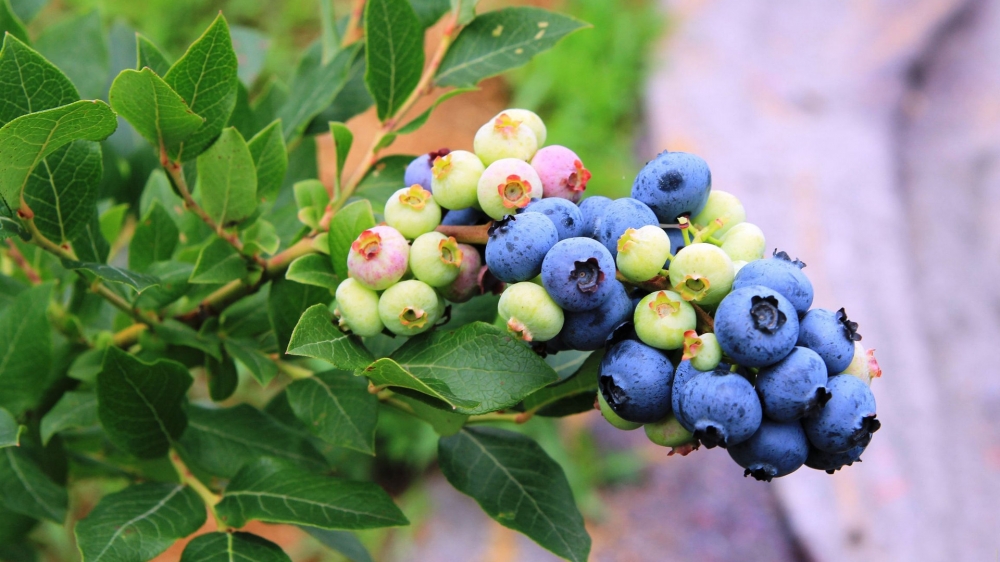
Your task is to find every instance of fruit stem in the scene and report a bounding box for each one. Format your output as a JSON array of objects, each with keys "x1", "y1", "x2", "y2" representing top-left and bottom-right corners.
[
  {"x1": 112, "y1": 323, "x2": 148, "y2": 348},
  {"x1": 340, "y1": 0, "x2": 366, "y2": 47},
  {"x1": 169, "y1": 449, "x2": 230, "y2": 532},
  {"x1": 616, "y1": 270, "x2": 672, "y2": 292},
  {"x1": 4, "y1": 240, "x2": 41, "y2": 285},
  {"x1": 435, "y1": 223, "x2": 491, "y2": 245},
  {"x1": 692, "y1": 303, "x2": 715, "y2": 333},
  {"x1": 466, "y1": 412, "x2": 526, "y2": 424},
  {"x1": 275, "y1": 360, "x2": 313, "y2": 380}
]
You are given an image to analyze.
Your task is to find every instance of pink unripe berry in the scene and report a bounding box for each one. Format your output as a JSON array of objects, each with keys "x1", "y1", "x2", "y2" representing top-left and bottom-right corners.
[
  {"x1": 477, "y1": 158, "x2": 544, "y2": 220},
  {"x1": 346, "y1": 225, "x2": 409, "y2": 290},
  {"x1": 441, "y1": 244, "x2": 483, "y2": 303},
  {"x1": 530, "y1": 145, "x2": 591, "y2": 202}
]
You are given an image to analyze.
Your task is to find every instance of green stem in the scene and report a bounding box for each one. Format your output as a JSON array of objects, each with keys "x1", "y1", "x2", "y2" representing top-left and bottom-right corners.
[
  {"x1": 169, "y1": 449, "x2": 230, "y2": 532},
  {"x1": 466, "y1": 412, "x2": 525, "y2": 425},
  {"x1": 276, "y1": 360, "x2": 313, "y2": 380}
]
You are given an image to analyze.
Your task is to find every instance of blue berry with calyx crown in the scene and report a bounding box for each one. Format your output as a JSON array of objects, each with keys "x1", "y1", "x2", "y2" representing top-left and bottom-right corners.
[
  {"x1": 671, "y1": 360, "x2": 712, "y2": 430},
  {"x1": 523, "y1": 197, "x2": 585, "y2": 240},
  {"x1": 598, "y1": 339, "x2": 675, "y2": 424},
  {"x1": 732, "y1": 250, "x2": 814, "y2": 315},
  {"x1": 631, "y1": 151, "x2": 712, "y2": 223},
  {"x1": 485, "y1": 213, "x2": 558, "y2": 283},
  {"x1": 578, "y1": 196, "x2": 611, "y2": 238},
  {"x1": 558, "y1": 280, "x2": 632, "y2": 350},
  {"x1": 714, "y1": 285, "x2": 800, "y2": 367},
  {"x1": 805, "y1": 443, "x2": 866, "y2": 474},
  {"x1": 675, "y1": 367, "x2": 762, "y2": 448},
  {"x1": 802, "y1": 374, "x2": 880, "y2": 453},
  {"x1": 755, "y1": 347, "x2": 831, "y2": 422},
  {"x1": 405, "y1": 149, "x2": 448, "y2": 191},
  {"x1": 593, "y1": 197, "x2": 659, "y2": 259},
  {"x1": 541, "y1": 237, "x2": 617, "y2": 312},
  {"x1": 441, "y1": 207, "x2": 487, "y2": 226},
  {"x1": 727, "y1": 420, "x2": 810, "y2": 481},
  {"x1": 797, "y1": 307, "x2": 861, "y2": 374}
]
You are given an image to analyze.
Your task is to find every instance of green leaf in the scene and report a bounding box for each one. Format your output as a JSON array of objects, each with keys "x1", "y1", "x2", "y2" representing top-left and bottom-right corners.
[
  {"x1": 386, "y1": 394, "x2": 467, "y2": 436},
  {"x1": 521, "y1": 350, "x2": 600, "y2": 416},
  {"x1": 328, "y1": 199, "x2": 375, "y2": 281},
  {"x1": 136, "y1": 33, "x2": 171, "y2": 76},
  {"x1": 286, "y1": 370, "x2": 377, "y2": 455},
  {"x1": 285, "y1": 304, "x2": 373, "y2": 370},
  {"x1": 97, "y1": 346, "x2": 192, "y2": 459},
  {"x1": 0, "y1": 100, "x2": 117, "y2": 211},
  {"x1": 369, "y1": 322, "x2": 557, "y2": 415},
  {"x1": 362, "y1": 358, "x2": 479, "y2": 411},
  {"x1": 61, "y1": 260, "x2": 160, "y2": 292},
  {"x1": 278, "y1": 42, "x2": 360, "y2": 142},
  {"x1": 0, "y1": 215, "x2": 24, "y2": 241},
  {"x1": 178, "y1": 404, "x2": 326, "y2": 479},
  {"x1": 228, "y1": 81, "x2": 254, "y2": 144},
  {"x1": 0, "y1": 0, "x2": 28, "y2": 45},
  {"x1": 300, "y1": 527, "x2": 372, "y2": 562},
  {"x1": 181, "y1": 532, "x2": 292, "y2": 562},
  {"x1": 438, "y1": 427, "x2": 590, "y2": 562},
  {"x1": 241, "y1": 218, "x2": 280, "y2": 256},
  {"x1": 8, "y1": 0, "x2": 44, "y2": 23},
  {"x1": 231, "y1": 25, "x2": 269, "y2": 86},
  {"x1": 71, "y1": 209, "x2": 109, "y2": 263},
  {"x1": 220, "y1": 286, "x2": 271, "y2": 338},
  {"x1": 196, "y1": 127, "x2": 257, "y2": 225},
  {"x1": 223, "y1": 337, "x2": 278, "y2": 385},
  {"x1": 268, "y1": 277, "x2": 332, "y2": 355},
  {"x1": 22, "y1": 141, "x2": 102, "y2": 245},
  {"x1": 75, "y1": 483, "x2": 206, "y2": 562},
  {"x1": 109, "y1": 68, "x2": 205, "y2": 155},
  {"x1": 40, "y1": 390, "x2": 97, "y2": 445},
  {"x1": 155, "y1": 318, "x2": 221, "y2": 359},
  {"x1": 287, "y1": 254, "x2": 339, "y2": 290},
  {"x1": 451, "y1": 0, "x2": 480, "y2": 26},
  {"x1": 445, "y1": 293, "x2": 499, "y2": 330},
  {"x1": 434, "y1": 7, "x2": 589, "y2": 87},
  {"x1": 294, "y1": 179, "x2": 329, "y2": 230},
  {"x1": 0, "y1": 407, "x2": 21, "y2": 447},
  {"x1": 411, "y1": 0, "x2": 450, "y2": 28},
  {"x1": 0, "y1": 35, "x2": 77, "y2": 126},
  {"x1": 164, "y1": 14, "x2": 239, "y2": 162},
  {"x1": 311, "y1": 52, "x2": 372, "y2": 128},
  {"x1": 129, "y1": 201, "x2": 179, "y2": 272},
  {"x1": 189, "y1": 237, "x2": 246, "y2": 284},
  {"x1": 216, "y1": 458, "x2": 409, "y2": 530},
  {"x1": 98, "y1": 202, "x2": 128, "y2": 244},
  {"x1": 329, "y1": 121, "x2": 352, "y2": 188},
  {"x1": 0, "y1": 283, "x2": 52, "y2": 416},
  {"x1": 35, "y1": 11, "x2": 108, "y2": 99},
  {"x1": 249, "y1": 78, "x2": 287, "y2": 135},
  {"x1": 68, "y1": 348, "x2": 103, "y2": 383},
  {"x1": 364, "y1": 0, "x2": 424, "y2": 121},
  {"x1": 205, "y1": 352, "x2": 238, "y2": 402},
  {"x1": 0, "y1": 447, "x2": 67, "y2": 523},
  {"x1": 373, "y1": 132, "x2": 397, "y2": 151},
  {"x1": 353, "y1": 155, "x2": 411, "y2": 214},
  {"x1": 545, "y1": 349, "x2": 594, "y2": 382},
  {"x1": 246, "y1": 120, "x2": 287, "y2": 204},
  {"x1": 133, "y1": 261, "x2": 192, "y2": 309},
  {"x1": 397, "y1": 87, "x2": 476, "y2": 134}
]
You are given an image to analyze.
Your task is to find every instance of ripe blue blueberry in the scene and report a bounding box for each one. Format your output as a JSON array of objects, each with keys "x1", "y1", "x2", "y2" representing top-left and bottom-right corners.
[
  {"x1": 631, "y1": 151, "x2": 712, "y2": 223},
  {"x1": 797, "y1": 307, "x2": 861, "y2": 374},
  {"x1": 755, "y1": 347, "x2": 831, "y2": 422},
  {"x1": 441, "y1": 207, "x2": 488, "y2": 226},
  {"x1": 485, "y1": 213, "x2": 558, "y2": 283},
  {"x1": 805, "y1": 443, "x2": 866, "y2": 474},
  {"x1": 732, "y1": 250, "x2": 814, "y2": 316},
  {"x1": 523, "y1": 197, "x2": 585, "y2": 240},
  {"x1": 578, "y1": 196, "x2": 611, "y2": 238},
  {"x1": 802, "y1": 374, "x2": 880, "y2": 453},
  {"x1": 558, "y1": 280, "x2": 632, "y2": 350},
  {"x1": 593, "y1": 197, "x2": 659, "y2": 259},
  {"x1": 671, "y1": 360, "x2": 711, "y2": 431},
  {"x1": 541, "y1": 237, "x2": 616, "y2": 312},
  {"x1": 598, "y1": 339, "x2": 675, "y2": 423},
  {"x1": 727, "y1": 420, "x2": 810, "y2": 481},
  {"x1": 714, "y1": 285, "x2": 800, "y2": 367},
  {"x1": 405, "y1": 149, "x2": 447, "y2": 191},
  {"x1": 675, "y1": 368, "x2": 762, "y2": 448}
]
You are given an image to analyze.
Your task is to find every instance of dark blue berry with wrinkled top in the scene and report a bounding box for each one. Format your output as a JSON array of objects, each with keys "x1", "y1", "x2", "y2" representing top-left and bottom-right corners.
[
  {"x1": 484, "y1": 213, "x2": 558, "y2": 283},
  {"x1": 676, "y1": 368, "x2": 761, "y2": 448},
  {"x1": 802, "y1": 374, "x2": 879, "y2": 453},
  {"x1": 593, "y1": 198, "x2": 659, "y2": 259},
  {"x1": 523, "y1": 198, "x2": 585, "y2": 240},
  {"x1": 598, "y1": 339, "x2": 675, "y2": 423},
  {"x1": 631, "y1": 151, "x2": 712, "y2": 223},
  {"x1": 541, "y1": 237, "x2": 616, "y2": 311},
  {"x1": 728, "y1": 420, "x2": 810, "y2": 481},
  {"x1": 558, "y1": 280, "x2": 632, "y2": 350},
  {"x1": 671, "y1": 360, "x2": 713, "y2": 431},
  {"x1": 732, "y1": 250, "x2": 814, "y2": 315},
  {"x1": 805, "y1": 443, "x2": 866, "y2": 474},
  {"x1": 756, "y1": 347, "x2": 831, "y2": 422},
  {"x1": 714, "y1": 285, "x2": 800, "y2": 367},
  {"x1": 797, "y1": 308, "x2": 860, "y2": 374}
]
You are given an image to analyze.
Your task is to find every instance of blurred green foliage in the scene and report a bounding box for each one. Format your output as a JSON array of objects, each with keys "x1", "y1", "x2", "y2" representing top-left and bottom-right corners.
[{"x1": 511, "y1": 0, "x2": 663, "y2": 199}]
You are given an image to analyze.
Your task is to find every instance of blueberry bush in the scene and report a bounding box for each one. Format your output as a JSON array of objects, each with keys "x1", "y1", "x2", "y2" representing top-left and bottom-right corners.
[{"x1": 0, "y1": 0, "x2": 597, "y2": 559}]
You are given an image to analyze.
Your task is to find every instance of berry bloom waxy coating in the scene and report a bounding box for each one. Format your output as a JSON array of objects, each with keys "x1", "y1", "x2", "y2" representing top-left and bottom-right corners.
[
  {"x1": 593, "y1": 197, "x2": 659, "y2": 259},
  {"x1": 531, "y1": 145, "x2": 590, "y2": 202},
  {"x1": 523, "y1": 197, "x2": 585, "y2": 240},
  {"x1": 474, "y1": 112, "x2": 538, "y2": 165},
  {"x1": 384, "y1": 185, "x2": 442, "y2": 239},
  {"x1": 334, "y1": 278, "x2": 383, "y2": 337},
  {"x1": 714, "y1": 285, "x2": 800, "y2": 367},
  {"x1": 378, "y1": 280, "x2": 441, "y2": 336},
  {"x1": 617, "y1": 225, "x2": 672, "y2": 282},
  {"x1": 599, "y1": 339, "x2": 675, "y2": 424},
  {"x1": 541, "y1": 237, "x2": 617, "y2": 312},
  {"x1": 632, "y1": 151, "x2": 712, "y2": 223},
  {"x1": 755, "y1": 347, "x2": 831, "y2": 422},
  {"x1": 485, "y1": 213, "x2": 559, "y2": 283},
  {"x1": 431, "y1": 150, "x2": 485, "y2": 210},
  {"x1": 497, "y1": 282, "x2": 564, "y2": 342},
  {"x1": 797, "y1": 307, "x2": 861, "y2": 374},
  {"x1": 733, "y1": 250, "x2": 814, "y2": 315},
  {"x1": 728, "y1": 420, "x2": 809, "y2": 481},
  {"x1": 805, "y1": 443, "x2": 866, "y2": 474},
  {"x1": 668, "y1": 243, "x2": 735, "y2": 305},
  {"x1": 634, "y1": 290, "x2": 697, "y2": 350},
  {"x1": 691, "y1": 190, "x2": 746, "y2": 236},
  {"x1": 347, "y1": 226, "x2": 409, "y2": 290},
  {"x1": 409, "y1": 232, "x2": 463, "y2": 287},
  {"x1": 558, "y1": 280, "x2": 632, "y2": 350},
  {"x1": 802, "y1": 374, "x2": 880, "y2": 453},
  {"x1": 676, "y1": 368, "x2": 762, "y2": 449},
  {"x1": 477, "y1": 158, "x2": 544, "y2": 220},
  {"x1": 578, "y1": 195, "x2": 611, "y2": 238}
]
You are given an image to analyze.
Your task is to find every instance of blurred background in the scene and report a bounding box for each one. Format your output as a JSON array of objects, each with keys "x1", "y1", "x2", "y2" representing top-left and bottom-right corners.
[{"x1": 15, "y1": 0, "x2": 1000, "y2": 560}]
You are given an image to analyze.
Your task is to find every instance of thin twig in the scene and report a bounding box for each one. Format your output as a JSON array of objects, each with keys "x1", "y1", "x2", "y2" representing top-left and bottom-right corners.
[
  {"x1": 435, "y1": 223, "x2": 491, "y2": 245},
  {"x1": 169, "y1": 449, "x2": 230, "y2": 532},
  {"x1": 112, "y1": 323, "x2": 148, "y2": 348},
  {"x1": 5, "y1": 240, "x2": 41, "y2": 285},
  {"x1": 341, "y1": 0, "x2": 366, "y2": 47}
]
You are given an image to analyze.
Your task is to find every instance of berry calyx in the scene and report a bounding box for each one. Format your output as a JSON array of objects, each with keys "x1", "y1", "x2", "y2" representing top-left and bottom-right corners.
[
  {"x1": 352, "y1": 230, "x2": 381, "y2": 260},
  {"x1": 498, "y1": 174, "x2": 533, "y2": 209},
  {"x1": 347, "y1": 226, "x2": 409, "y2": 290},
  {"x1": 751, "y1": 295, "x2": 786, "y2": 333},
  {"x1": 399, "y1": 306, "x2": 428, "y2": 328}
]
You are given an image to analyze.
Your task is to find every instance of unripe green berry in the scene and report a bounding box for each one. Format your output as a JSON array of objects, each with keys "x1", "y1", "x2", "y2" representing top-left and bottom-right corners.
[
  {"x1": 431, "y1": 150, "x2": 485, "y2": 210},
  {"x1": 634, "y1": 290, "x2": 697, "y2": 350},
  {"x1": 732, "y1": 260, "x2": 748, "y2": 274},
  {"x1": 616, "y1": 225, "x2": 672, "y2": 282},
  {"x1": 474, "y1": 112, "x2": 538, "y2": 165},
  {"x1": 667, "y1": 243, "x2": 734, "y2": 305},
  {"x1": 378, "y1": 279, "x2": 441, "y2": 336},
  {"x1": 691, "y1": 190, "x2": 745, "y2": 236},
  {"x1": 497, "y1": 282, "x2": 564, "y2": 342},
  {"x1": 644, "y1": 413, "x2": 695, "y2": 447},
  {"x1": 496, "y1": 108, "x2": 546, "y2": 146},
  {"x1": 335, "y1": 278, "x2": 383, "y2": 337},
  {"x1": 721, "y1": 222, "x2": 766, "y2": 262},
  {"x1": 440, "y1": 244, "x2": 482, "y2": 303},
  {"x1": 410, "y1": 232, "x2": 463, "y2": 287},
  {"x1": 477, "y1": 158, "x2": 543, "y2": 220},
  {"x1": 384, "y1": 185, "x2": 442, "y2": 239},
  {"x1": 598, "y1": 391, "x2": 642, "y2": 430},
  {"x1": 683, "y1": 331, "x2": 722, "y2": 371},
  {"x1": 843, "y1": 342, "x2": 882, "y2": 385}
]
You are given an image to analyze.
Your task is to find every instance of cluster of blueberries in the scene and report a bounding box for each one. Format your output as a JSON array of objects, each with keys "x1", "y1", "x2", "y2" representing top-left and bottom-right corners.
[{"x1": 338, "y1": 108, "x2": 883, "y2": 481}]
